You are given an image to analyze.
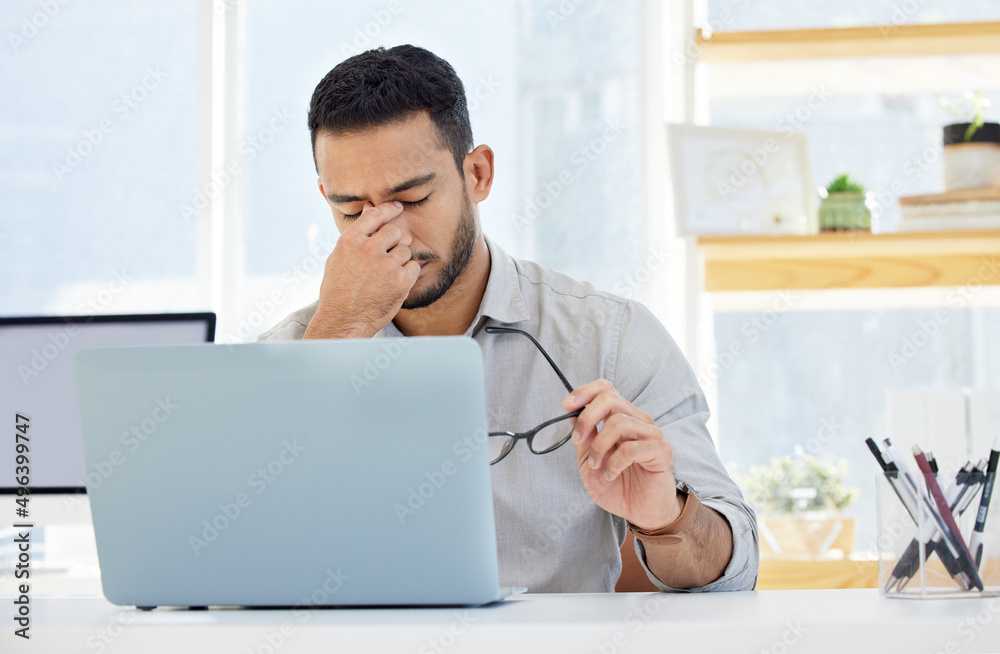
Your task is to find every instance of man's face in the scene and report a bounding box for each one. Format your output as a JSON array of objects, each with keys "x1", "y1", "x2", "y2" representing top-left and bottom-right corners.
[{"x1": 314, "y1": 112, "x2": 477, "y2": 309}]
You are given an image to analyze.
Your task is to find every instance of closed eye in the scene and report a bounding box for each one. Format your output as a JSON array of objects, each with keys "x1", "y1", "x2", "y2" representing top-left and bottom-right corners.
[
  {"x1": 403, "y1": 195, "x2": 431, "y2": 208},
  {"x1": 341, "y1": 196, "x2": 430, "y2": 221}
]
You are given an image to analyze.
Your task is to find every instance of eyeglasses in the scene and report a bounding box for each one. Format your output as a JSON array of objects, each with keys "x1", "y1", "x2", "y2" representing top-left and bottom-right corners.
[{"x1": 484, "y1": 326, "x2": 582, "y2": 465}]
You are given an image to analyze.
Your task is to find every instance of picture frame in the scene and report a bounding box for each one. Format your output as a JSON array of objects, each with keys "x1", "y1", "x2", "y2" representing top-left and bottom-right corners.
[{"x1": 667, "y1": 123, "x2": 818, "y2": 236}]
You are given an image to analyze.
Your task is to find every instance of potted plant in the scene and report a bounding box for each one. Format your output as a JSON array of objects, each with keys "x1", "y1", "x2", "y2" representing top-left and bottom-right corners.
[
  {"x1": 939, "y1": 90, "x2": 1000, "y2": 190},
  {"x1": 731, "y1": 452, "x2": 859, "y2": 557},
  {"x1": 818, "y1": 173, "x2": 872, "y2": 231}
]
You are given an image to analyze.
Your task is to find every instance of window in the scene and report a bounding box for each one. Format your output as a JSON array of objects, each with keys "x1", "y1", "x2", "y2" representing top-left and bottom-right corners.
[{"x1": 0, "y1": 1, "x2": 201, "y2": 316}]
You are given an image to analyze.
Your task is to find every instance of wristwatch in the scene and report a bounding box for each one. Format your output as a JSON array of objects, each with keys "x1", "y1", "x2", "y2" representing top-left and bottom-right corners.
[{"x1": 626, "y1": 481, "x2": 701, "y2": 545}]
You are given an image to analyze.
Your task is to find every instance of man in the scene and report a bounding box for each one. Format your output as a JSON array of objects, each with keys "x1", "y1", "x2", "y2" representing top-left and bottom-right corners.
[{"x1": 259, "y1": 45, "x2": 758, "y2": 593}]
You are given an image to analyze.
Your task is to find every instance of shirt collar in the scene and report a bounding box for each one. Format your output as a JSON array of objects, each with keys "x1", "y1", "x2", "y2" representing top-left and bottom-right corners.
[
  {"x1": 379, "y1": 234, "x2": 530, "y2": 338},
  {"x1": 475, "y1": 234, "x2": 531, "y2": 329}
]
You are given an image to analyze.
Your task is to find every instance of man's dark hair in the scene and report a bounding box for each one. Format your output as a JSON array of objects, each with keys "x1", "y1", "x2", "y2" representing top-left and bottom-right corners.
[{"x1": 308, "y1": 45, "x2": 473, "y2": 174}]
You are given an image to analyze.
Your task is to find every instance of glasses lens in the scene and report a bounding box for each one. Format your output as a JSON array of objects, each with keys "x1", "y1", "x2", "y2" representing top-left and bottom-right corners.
[
  {"x1": 488, "y1": 434, "x2": 515, "y2": 463},
  {"x1": 530, "y1": 419, "x2": 573, "y2": 455}
]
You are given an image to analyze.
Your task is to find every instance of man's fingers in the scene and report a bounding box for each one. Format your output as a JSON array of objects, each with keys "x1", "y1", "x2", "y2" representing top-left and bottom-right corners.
[
  {"x1": 571, "y1": 391, "x2": 618, "y2": 444},
  {"x1": 602, "y1": 440, "x2": 669, "y2": 481},
  {"x1": 373, "y1": 221, "x2": 409, "y2": 253},
  {"x1": 356, "y1": 200, "x2": 404, "y2": 236},
  {"x1": 563, "y1": 379, "x2": 615, "y2": 411},
  {"x1": 572, "y1": 388, "x2": 650, "y2": 447},
  {"x1": 390, "y1": 243, "x2": 412, "y2": 267},
  {"x1": 581, "y1": 413, "x2": 646, "y2": 470},
  {"x1": 402, "y1": 259, "x2": 421, "y2": 285}
]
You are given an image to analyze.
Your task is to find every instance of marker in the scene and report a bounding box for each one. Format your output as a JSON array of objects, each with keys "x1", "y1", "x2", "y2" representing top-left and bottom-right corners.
[
  {"x1": 969, "y1": 434, "x2": 1000, "y2": 570},
  {"x1": 913, "y1": 445, "x2": 983, "y2": 591}
]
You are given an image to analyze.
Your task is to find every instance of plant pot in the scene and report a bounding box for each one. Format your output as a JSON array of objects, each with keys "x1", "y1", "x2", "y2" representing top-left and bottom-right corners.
[
  {"x1": 818, "y1": 192, "x2": 871, "y2": 231},
  {"x1": 942, "y1": 122, "x2": 1000, "y2": 191},
  {"x1": 943, "y1": 122, "x2": 1000, "y2": 146},
  {"x1": 759, "y1": 515, "x2": 855, "y2": 557}
]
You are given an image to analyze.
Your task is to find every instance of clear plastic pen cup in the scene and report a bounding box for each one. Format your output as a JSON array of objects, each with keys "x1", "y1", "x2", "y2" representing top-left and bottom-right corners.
[{"x1": 877, "y1": 471, "x2": 1000, "y2": 598}]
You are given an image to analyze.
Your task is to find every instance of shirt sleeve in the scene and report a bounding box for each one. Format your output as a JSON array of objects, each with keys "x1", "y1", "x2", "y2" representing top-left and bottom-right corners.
[
  {"x1": 611, "y1": 300, "x2": 759, "y2": 592},
  {"x1": 256, "y1": 301, "x2": 317, "y2": 341},
  {"x1": 256, "y1": 318, "x2": 307, "y2": 342}
]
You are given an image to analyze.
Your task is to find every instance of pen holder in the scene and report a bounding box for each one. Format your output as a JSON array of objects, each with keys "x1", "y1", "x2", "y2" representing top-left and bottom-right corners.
[{"x1": 877, "y1": 472, "x2": 1000, "y2": 598}]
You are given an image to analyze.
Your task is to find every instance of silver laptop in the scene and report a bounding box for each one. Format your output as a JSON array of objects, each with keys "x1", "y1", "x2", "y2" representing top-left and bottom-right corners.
[{"x1": 74, "y1": 337, "x2": 504, "y2": 609}]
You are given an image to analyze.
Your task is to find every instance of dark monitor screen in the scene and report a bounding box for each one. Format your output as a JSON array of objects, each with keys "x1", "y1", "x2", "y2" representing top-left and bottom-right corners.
[{"x1": 0, "y1": 313, "x2": 215, "y2": 493}]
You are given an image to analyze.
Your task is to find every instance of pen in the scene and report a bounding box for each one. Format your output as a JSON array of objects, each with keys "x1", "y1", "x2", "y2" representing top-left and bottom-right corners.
[
  {"x1": 896, "y1": 461, "x2": 986, "y2": 591},
  {"x1": 913, "y1": 446, "x2": 984, "y2": 591},
  {"x1": 969, "y1": 434, "x2": 999, "y2": 571},
  {"x1": 891, "y1": 463, "x2": 976, "y2": 592},
  {"x1": 883, "y1": 439, "x2": 975, "y2": 590},
  {"x1": 866, "y1": 440, "x2": 970, "y2": 592},
  {"x1": 866, "y1": 438, "x2": 888, "y2": 471},
  {"x1": 891, "y1": 464, "x2": 969, "y2": 580}
]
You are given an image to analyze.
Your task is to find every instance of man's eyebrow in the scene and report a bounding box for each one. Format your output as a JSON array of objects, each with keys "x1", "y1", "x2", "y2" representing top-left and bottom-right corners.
[
  {"x1": 326, "y1": 190, "x2": 365, "y2": 204},
  {"x1": 326, "y1": 173, "x2": 437, "y2": 205},
  {"x1": 387, "y1": 172, "x2": 436, "y2": 195}
]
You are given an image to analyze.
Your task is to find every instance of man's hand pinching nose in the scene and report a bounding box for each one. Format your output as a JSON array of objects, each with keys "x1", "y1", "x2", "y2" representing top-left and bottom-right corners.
[{"x1": 305, "y1": 200, "x2": 420, "y2": 340}]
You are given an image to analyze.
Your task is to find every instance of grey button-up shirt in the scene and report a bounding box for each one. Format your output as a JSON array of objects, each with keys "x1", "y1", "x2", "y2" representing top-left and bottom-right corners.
[{"x1": 258, "y1": 236, "x2": 759, "y2": 592}]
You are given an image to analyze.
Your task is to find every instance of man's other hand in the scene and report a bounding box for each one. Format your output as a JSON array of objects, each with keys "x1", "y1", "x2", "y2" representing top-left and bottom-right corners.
[{"x1": 564, "y1": 380, "x2": 683, "y2": 531}]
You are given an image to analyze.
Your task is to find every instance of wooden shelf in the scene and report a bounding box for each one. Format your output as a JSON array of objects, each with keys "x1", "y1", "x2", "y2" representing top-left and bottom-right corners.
[
  {"x1": 695, "y1": 22, "x2": 1000, "y2": 62},
  {"x1": 698, "y1": 230, "x2": 1000, "y2": 292}
]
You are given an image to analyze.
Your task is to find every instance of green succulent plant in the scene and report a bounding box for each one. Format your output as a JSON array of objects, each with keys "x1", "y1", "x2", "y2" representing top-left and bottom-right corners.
[
  {"x1": 729, "y1": 451, "x2": 859, "y2": 516},
  {"x1": 825, "y1": 173, "x2": 866, "y2": 195}
]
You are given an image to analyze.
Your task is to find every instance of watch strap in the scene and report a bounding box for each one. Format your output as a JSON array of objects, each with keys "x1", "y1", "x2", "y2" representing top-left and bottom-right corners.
[{"x1": 626, "y1": 482, "x2": 701, "y2": 545}]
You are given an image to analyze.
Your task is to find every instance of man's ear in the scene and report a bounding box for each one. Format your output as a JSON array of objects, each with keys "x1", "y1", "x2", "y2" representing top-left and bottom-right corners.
[
  {"x1": 464, "y1": 144, "x2": 494, "y2": 204},
  {"x1": 317, "y1": 176, "x2": 327, "y2": 202}
]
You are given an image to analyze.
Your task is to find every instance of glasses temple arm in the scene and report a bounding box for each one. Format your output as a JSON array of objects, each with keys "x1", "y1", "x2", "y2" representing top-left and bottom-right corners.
[{"x1": 484, "y1": 325, "x2": 575, "y2": 393}]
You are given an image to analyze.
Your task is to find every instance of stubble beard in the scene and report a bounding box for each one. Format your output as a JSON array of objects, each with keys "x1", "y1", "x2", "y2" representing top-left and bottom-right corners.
[{"x1": 400, "y1": 194, "x2": 477, "y2": 310}]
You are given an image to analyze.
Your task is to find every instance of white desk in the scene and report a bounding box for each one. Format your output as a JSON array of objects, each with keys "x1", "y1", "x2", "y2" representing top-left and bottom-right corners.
[{"x1": 3, "y1": 590, "x2": 999, "y2": 653}]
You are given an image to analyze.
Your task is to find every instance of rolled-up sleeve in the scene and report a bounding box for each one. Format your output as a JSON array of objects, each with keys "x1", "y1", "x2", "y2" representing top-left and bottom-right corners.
[{"x1": 612, "y1": 301, "x2": 759, "y2": 592}]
